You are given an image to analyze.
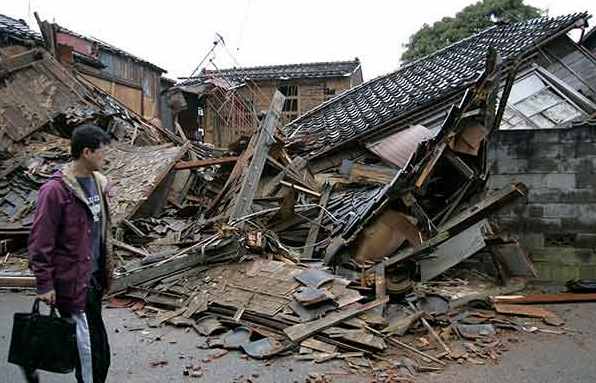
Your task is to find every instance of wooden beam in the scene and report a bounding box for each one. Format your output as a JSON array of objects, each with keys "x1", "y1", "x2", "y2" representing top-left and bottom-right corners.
[
  {"x1": 0, "y1": 275, "x2": 36, "y2": 288},
  {"x1": 280, "y1": 181, "x2": 321, "y2": 198},
  {"x1": 110, "y1": 254, "x2": 209, "y2": 294},
  {"x1": 301, "y1": 184, "x2": 332, "y2": 259},
  {"x1": 174, "y1": 156, "x2": 238, "y2": 170},
  {"x1": 493, "y1": 293, "x2": 596, "y2": 304},
  {"x1": 229, "y1": 91, "x2": 285, "y2": 222},
  {"x1": 283, "y1": 297, "x2": 389, "y2": 342}
]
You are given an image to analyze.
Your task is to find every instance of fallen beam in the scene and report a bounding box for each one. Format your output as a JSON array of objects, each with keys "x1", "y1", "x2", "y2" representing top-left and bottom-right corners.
[
  {"x1": 0, "y1": 274, "x2": 36, "y2": 288},
  {"x1": 493, "y1": 293, "x2": 596, "y2": 304},
  {"x1": 284, "y1": 297, "x2": 389, "y2": 342},
  {"x1": 174, "y1": 156, "x2": 238, "y2": 170}
]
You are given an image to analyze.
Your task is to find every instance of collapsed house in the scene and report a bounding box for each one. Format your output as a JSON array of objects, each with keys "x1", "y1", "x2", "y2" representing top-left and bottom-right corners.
[
  {"x1": 2, "y1": 10, "x2": 596, "y2": 380},
  {"x1": 171, "y1": 59, "x2": 363, "y2": 147}
]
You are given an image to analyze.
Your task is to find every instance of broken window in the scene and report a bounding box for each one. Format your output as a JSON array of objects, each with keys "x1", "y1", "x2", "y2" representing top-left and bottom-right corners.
[
  {"x1": 279, "y1": 84, "x2": 299, "y2": 122},
  {"x1": 324, "y1": 86, "x2": 336, "y2": 101},
  {"x1": 499, "y1": 68, "x2": 595, "y2": 130}
]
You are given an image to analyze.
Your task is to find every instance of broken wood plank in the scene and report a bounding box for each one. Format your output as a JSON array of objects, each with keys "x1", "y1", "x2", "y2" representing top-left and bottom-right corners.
[
  {"x1": 418, "y1": 219, "x2": 489, "y2": 282},
  {"x1": 493, "y1": 293, "x2": 596, "y2": 304},
  {"x1": 302, "y1": 183, "x2": 332, "y2": 259},
  {"x1": 228, "y1": 91, "x2": 285, "y2": 222},
  {"x1": 382, "y1": 311, "x2": 423, "y2": 335},
  {"x1": 300, "y1": 338, "x2": 338, "y2": 354},
  {"x1": 110, "y1": 256, "x2": 210, "y2": 294},
  {"x1": 385, "y1": 336, "x2": 446, "y2": 366},
  {"x1": 174, "y1": 156, "x2": 238, "y2": 170},
  {"x1": 407, "y1": 301, "x2": 450, "y2": 354},
  {"x1": 494, "y1": 304, "x2": 557, "y2": 318},
  {"x1": 284, "y1": 297, "x2": 389, "y2": 342},
  {"x1": 183, "y1": 290, "x2": 209, "y2": 318},
  {"x1": 373, "y1": 264, "x2": 386, "y2": 316},
  {"x1": 112, "y1": 239, "x2": 149, "y2": 257},
  {"x1": 280, "y1": 181, "x2": 321, "y2": 198},
  {"x1": 0, "y1": 274, "x2": 36, "y2": 288},
  {"x1": 439, "y1": 182, "x2": 526, "y2": 234},
  {"x1": 147, "y1": 307, "x2": 186, "y2": 328}
]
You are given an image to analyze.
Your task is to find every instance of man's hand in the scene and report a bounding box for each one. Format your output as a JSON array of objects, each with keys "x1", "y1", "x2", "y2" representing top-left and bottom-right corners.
[{"x1": 37, "y1": 290, "x2": 56, "y2": 305}]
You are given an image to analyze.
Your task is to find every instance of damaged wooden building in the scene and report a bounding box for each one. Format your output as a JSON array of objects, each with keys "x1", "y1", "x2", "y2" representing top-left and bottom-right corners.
[
  {"x1": 171, "y1": 59, "x2": 363, "y2": 148},
  {"x1": 282, "y1": 12, "x2": 594, "y2": 282}
]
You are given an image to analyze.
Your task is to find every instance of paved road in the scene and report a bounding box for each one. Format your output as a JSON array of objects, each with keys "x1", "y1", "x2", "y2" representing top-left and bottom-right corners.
[
  {"x1": 0, "y1": 290, "x2": 353, "y2": 383},
  {"x1": 1, "y1": 290, "x2": 595, "y2": 383}
]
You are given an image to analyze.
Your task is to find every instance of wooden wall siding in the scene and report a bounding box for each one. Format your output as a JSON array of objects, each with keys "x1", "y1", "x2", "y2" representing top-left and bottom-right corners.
[
  {"x1": 98, "y1": 50, "x2": 141, "y2": 84},
  {"x1": 82, "y1": 74, "x2": 143, "y2": 115},
  {"x1": 0, "y1": 45, "x2": 29, "y2": 57},
  {"x1": 538, "y1": 36, "x2": 596, "y2": 101},
  {"x1": 202, "y1": 76, "x2": 354, "y2": 148}
]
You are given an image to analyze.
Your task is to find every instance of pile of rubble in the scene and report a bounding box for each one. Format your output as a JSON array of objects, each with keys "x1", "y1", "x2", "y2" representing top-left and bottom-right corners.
[{"x1": 3, "y1": 23, "x2": 594, "y2": 381}]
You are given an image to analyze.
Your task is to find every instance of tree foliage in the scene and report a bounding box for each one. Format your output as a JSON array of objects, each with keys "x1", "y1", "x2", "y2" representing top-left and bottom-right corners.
[{"x1": 401, "y1": 0, "x2": 544, "y2": 63}]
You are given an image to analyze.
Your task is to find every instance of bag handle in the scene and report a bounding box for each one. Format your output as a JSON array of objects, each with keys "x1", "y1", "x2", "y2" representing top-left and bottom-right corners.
[{"x1": 32, "y1": 299, "x2": 59, "y2": 317}]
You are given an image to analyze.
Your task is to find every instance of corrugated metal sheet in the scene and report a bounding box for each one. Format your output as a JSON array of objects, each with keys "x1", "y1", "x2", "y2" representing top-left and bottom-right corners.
[{"x1": 365, "y1": 125, "x2": 434, "y2": 168}]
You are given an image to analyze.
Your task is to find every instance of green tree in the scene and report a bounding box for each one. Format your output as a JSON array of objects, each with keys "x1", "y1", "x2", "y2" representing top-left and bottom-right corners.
[{"x1": 401, "y1": 0, "x2": 544, "y2": 63}]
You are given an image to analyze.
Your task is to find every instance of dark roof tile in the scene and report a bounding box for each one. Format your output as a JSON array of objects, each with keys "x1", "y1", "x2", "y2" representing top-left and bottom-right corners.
[
  {"x1": 282, "y1": 13, "x2": 589, "y2": 154},
  {"x1": 0, "y1": 14, "x2": 43, "y2": 45},
  {"x1": 179, "y1": 59, "x2": 361, "y2": 87}
]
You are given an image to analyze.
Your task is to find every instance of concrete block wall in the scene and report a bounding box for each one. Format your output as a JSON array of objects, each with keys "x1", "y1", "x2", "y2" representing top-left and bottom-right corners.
[{"x1": 488, "y1": 125, "x2": 596, "y2": 282}]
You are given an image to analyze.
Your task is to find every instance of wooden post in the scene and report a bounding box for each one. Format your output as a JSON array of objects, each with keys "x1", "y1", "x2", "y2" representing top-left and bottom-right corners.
[{"x1": 228, "y1": 91, "x2": 285, "y2": 222}]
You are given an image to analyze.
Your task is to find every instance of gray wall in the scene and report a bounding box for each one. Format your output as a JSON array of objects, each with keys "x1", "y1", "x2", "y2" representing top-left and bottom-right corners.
[{"x1": 488, "y1": 125, "x2": 596, "y2": 282}]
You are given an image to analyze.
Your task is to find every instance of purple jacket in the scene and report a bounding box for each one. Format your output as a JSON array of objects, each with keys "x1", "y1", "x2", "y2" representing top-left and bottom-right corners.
[{"x1": 29, "y1": 164, "x2": 114, "y2": 312}]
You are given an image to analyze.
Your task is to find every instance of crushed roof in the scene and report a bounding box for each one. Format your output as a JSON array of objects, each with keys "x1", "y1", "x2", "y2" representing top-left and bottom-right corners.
[
  {"x1": 178, "y1": 59, "x2": 361, "y2": 87},
  {"x1": 0, "y1": 13, "x2": 43, "y2": 45},
  {"x1": 282, "y1": 13, "x2": 589, "y2": 155},
  {"x1": 56, "y1": 24, "x2": 166, "y2": 73}
]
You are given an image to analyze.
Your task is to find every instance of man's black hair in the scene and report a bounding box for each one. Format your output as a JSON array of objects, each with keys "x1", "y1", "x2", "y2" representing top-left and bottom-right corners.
[{"x1": 71, "y1": 124, "x2": 111, "y2": 160}]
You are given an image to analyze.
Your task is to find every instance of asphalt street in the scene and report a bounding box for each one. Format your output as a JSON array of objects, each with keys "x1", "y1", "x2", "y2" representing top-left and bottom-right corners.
[{"x1": 1, "y1": 290, "x2": 595, "y2": 383}]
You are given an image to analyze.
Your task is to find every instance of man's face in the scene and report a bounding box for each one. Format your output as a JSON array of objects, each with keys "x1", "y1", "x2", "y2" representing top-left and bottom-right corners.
[{"x1": 82, "y1": 143, "x2": 107, "y2": 172}]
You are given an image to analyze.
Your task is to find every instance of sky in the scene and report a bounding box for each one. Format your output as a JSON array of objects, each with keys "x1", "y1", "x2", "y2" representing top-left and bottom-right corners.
[{"x1": 2, "y1": 0, "x2": 595, "y2": 81}]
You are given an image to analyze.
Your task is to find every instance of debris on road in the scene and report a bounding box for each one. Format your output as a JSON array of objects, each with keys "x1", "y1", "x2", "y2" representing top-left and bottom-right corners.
[{"x1": 1, "y1": 10, "x2": 594, "y2": 382}]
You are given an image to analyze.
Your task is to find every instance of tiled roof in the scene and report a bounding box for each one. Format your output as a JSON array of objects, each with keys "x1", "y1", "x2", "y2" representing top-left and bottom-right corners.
[
  {"x1": 56, "y1": 25, "x2": 166, "y2": 73},
  {"x1": 282, "y1": 13, "x2": 589, "y2": 154},
  {"x1": 179, "y1": 59, "x2": 361, "y2": 87},
  {"x1": 0, "y1": 13, "x2": 43, "y2": 45}
]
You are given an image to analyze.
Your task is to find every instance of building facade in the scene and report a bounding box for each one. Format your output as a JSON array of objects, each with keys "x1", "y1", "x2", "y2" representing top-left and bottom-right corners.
[{"x1": 173, "y1": 59, "x2": 363, "y2": 148}]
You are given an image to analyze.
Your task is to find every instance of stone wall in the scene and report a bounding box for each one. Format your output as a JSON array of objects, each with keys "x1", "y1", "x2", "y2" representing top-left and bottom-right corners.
[{"x1": 488, "y1": 124, "x2": 596, "y2": 282}]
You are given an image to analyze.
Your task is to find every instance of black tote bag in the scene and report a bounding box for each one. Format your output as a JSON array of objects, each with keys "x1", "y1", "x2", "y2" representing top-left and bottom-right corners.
[{"x1": 8, "y1": 300, "x2": 77, "y2": 373}]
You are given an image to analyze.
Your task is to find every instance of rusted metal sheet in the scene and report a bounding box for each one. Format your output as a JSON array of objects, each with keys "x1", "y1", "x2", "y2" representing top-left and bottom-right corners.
[
  {"x1": 350, "y1": 209, "x2": 421, "y2": 263},
  {"x1": 365, "y1": 125, "x2": 434, "y2": 168}
]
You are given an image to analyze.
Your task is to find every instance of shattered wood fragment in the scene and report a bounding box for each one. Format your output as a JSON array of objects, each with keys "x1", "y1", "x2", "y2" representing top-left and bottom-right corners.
[
  {"x1": 174, "y1": 156, "x2": 238, "y2": 170},
  {"x1": 147, "y1": 307, "x2": 186, "y2": 328},
  {"x1": 284, "y1": 297, "x2": 389, "y2": 342},
  {"x1": 382, "y1": 311, "x2": 423, "y2": 336},
  {"x1": 385, "y1": 337, "x2": 446, "y2": 366},
  {"x1": 493, "y1": 304, "x2": 557, "y2": 318},
  {"x1": 300, "y1": 338, "x2": 338, "y2": 354},
  {"x1": 183, "y1": 290, "x2": 209, "y2": 318}
]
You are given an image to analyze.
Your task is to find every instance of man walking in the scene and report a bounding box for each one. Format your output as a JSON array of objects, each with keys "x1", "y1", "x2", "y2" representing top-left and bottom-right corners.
[{"x1": 28, "y1": 124, "x2": 113, "y2": 383}]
